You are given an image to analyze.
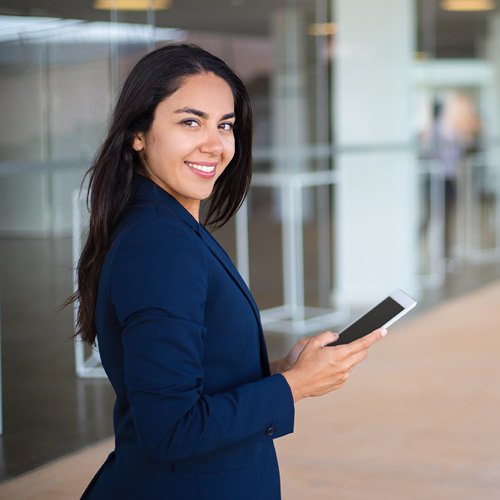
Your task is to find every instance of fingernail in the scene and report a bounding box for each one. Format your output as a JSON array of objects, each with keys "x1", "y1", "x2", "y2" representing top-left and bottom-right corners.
[{"x1": 380, "y1": 328, "x2": 388, "y2": 337}]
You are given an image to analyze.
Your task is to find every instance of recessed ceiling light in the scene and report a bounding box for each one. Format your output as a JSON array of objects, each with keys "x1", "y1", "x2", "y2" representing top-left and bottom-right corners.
[
  {"x1": 440, "y1": 0, "x2": 495, "y2": 11},
  {"x1": 94, "y1": 0, "x2": 172, "y2": 11},
  {"x1": 414, "y1": 51, "x2": 431, "y2": 60},
  {"x1": 308, "y1": 22, "x2": 336, "y2": 37}
]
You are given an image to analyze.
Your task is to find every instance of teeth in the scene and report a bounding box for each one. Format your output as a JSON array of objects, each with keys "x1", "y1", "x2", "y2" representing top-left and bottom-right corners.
[{"x1": 186, "y1": 162, "x2": 216, "y2": 173}]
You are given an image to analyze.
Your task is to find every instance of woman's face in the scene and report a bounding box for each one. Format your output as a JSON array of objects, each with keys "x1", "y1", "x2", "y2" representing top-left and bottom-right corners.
[{"x1": 132, "y1": 72, "x2": 236, "y2": 220}]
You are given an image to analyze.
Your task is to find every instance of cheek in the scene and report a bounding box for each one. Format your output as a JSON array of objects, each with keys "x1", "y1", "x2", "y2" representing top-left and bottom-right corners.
[{"x1": 147, "y1": 135, "x2": 179, "y2": 164}]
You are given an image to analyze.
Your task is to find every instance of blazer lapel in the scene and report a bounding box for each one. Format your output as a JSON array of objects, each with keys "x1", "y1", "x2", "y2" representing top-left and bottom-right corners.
[
  {"x1": 199, "y1": 227, "x2": 261, "y2": 324},
  {"x1": 199, "y1": 227, "x2": 271, "y2": 376}
]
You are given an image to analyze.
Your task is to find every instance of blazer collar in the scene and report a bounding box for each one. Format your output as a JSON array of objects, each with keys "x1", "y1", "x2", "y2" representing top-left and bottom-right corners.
[{"x1": 132, "y1": 173, "x2": 200, "y2": 233}]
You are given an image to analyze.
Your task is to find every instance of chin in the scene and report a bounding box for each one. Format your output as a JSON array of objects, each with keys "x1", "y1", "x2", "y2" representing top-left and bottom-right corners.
[{"x1": 194, "y1": 186, "x2": 216, "y2": 201}]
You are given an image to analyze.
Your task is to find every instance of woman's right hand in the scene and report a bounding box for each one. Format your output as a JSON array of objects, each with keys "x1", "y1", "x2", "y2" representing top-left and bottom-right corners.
[{"x1": 281, "y1": 328, "x2": 386, "y2": 402}]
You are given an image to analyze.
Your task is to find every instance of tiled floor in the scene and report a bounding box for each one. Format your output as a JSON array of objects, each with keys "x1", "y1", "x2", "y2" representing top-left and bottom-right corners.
[{"x1": 1, "y1": 222, "x2": 500, "y2": 483}]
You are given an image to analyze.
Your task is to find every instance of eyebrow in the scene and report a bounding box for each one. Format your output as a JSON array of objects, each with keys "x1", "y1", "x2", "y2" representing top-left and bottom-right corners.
[{"x1": 174, "y1": 107, "x2": 235, "y2": 120}]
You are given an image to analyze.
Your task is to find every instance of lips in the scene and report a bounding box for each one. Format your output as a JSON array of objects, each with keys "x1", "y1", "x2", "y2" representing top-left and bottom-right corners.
[{"x1": 185, "y1": 161, "x2": 217, "y2": 179}]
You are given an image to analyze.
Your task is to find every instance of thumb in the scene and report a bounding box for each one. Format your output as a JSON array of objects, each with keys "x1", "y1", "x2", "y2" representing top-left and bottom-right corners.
[{"x1": 314, "y1": 330, "x2": 339, "y2": 347}]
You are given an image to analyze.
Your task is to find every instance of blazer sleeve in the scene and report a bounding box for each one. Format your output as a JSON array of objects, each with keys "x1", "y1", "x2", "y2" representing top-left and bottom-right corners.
[{"x1": 110, "y1": 215, "x2": 295, "y2": 464}]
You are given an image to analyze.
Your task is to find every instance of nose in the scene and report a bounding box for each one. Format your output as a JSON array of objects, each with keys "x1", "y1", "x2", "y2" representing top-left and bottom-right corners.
[{"x1": 199, "y1": 127, "x2": 224, "y2": 155}]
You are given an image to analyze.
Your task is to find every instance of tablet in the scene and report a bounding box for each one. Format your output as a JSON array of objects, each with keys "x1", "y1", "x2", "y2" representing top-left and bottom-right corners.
[{"x1": 327, "y1": 289, "x2": 417, "y2": 346}]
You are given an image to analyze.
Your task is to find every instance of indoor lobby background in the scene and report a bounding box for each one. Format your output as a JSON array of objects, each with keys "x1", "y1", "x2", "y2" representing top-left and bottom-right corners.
[{"x1": 1, "y1": 0, "x2": 500, "y2": 497}]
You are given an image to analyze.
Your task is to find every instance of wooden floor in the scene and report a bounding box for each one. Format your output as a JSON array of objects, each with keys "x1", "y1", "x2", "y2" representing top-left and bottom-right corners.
[{"x1": 1, "y1": 281, "x2": 499, "y2": 499}]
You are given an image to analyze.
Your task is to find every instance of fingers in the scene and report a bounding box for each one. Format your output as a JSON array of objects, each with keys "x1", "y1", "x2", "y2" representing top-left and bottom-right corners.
[
  {"x1": 285, "y1": 328, "x2": 387, "y2": 401},
  {"x1": 312, "y1": 330, "x2": 339, "y2": 347},
  {"x1": 344, "y1": 346, "x2": 369, "y2": 370},
  {"x1": 341, "y1": 327, "x2": 387, "y2": 355},
  {"x1": 329, "y1": 328, "x2": 386, "y2": 380},
  {"x1": 296, "y1": 336, "x2": 312, "y2": 347}
]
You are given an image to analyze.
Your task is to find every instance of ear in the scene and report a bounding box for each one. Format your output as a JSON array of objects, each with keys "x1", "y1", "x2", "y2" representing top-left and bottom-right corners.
[{"x1": 132, "y1": 132, "x2": 145, "y2": 152}]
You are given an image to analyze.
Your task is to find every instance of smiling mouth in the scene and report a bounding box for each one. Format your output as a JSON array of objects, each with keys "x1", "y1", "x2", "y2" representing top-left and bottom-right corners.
[{"x1": 185, "y1": 161, "x2": 217, "y2": 177}]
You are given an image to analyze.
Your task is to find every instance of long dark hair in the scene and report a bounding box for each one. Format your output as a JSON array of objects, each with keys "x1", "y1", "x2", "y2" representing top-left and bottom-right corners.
[{"x1": 67, "y1": 44, "x2": 253, "y2": 345}]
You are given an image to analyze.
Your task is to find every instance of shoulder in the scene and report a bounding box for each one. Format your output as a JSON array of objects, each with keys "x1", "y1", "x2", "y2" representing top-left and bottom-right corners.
[
  {"x1": 108, "y1": 203, "x2": 208, "y2": 289},
  {"x1": 113, "y1": 203, "x2": 203, "y2": 258},
  {"x1": 108, "y1": 205, "x2": 208, "y2": 323}
]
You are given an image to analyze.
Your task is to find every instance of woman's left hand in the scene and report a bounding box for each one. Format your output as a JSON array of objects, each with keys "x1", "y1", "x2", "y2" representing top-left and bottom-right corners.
[{"x1": 270, "y1": 337, "x2": 311, "y2": 374}]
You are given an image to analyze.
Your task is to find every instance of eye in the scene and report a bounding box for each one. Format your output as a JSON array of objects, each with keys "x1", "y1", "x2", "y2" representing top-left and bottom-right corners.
[
  {"x1": 219, "y1": 122, "x2": 234, "y2": 132},
  {"x1": 181, "y1": 119, "x2": 200, "y2": 128}
]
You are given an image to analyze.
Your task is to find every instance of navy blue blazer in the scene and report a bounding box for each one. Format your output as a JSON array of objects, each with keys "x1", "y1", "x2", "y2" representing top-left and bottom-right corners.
[{"x1": 82, "y1": 175, "x2": 295, "y2": 499}]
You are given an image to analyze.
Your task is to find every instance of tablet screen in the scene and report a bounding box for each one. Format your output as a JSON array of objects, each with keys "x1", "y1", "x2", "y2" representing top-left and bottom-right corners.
[{"x1": 331, "y1": 297, "x2": 404, "y2": 346}]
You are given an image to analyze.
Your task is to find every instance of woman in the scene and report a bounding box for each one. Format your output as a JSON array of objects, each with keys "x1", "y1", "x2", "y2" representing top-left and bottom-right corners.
[{"x1": 73, "y1": 44, "x2": 385, "y2": 499}]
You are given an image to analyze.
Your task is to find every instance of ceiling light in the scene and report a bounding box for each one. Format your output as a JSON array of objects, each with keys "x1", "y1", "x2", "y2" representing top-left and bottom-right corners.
[
  {"x1": 94, "y1": 0, "x2": 172, "y2": 11},
  {"x1": 414, "y1": 51, "x2": 431, "y2": 60},
  {"x1": 308, "y1": 22, "x2": 336, "y2": 37},
  {"x1": 440, "y1": 0, "x2": 495, "y2": 11}
]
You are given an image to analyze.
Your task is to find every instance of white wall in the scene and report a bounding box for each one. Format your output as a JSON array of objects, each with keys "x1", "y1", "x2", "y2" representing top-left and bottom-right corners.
[{"x1": 333, "y1": 0, "x2": 419, "y2": 307}]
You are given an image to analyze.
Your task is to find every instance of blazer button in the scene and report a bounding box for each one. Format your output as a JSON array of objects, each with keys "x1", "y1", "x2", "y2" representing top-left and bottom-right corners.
[{"x1": 265, "y1": 426, "x2": 275, "y2": 436}]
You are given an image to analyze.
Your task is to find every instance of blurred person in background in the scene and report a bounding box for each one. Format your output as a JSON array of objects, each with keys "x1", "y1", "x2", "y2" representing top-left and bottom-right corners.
[{"x1": 420, "y1": 93, "x2": 481, "y2": 264}]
